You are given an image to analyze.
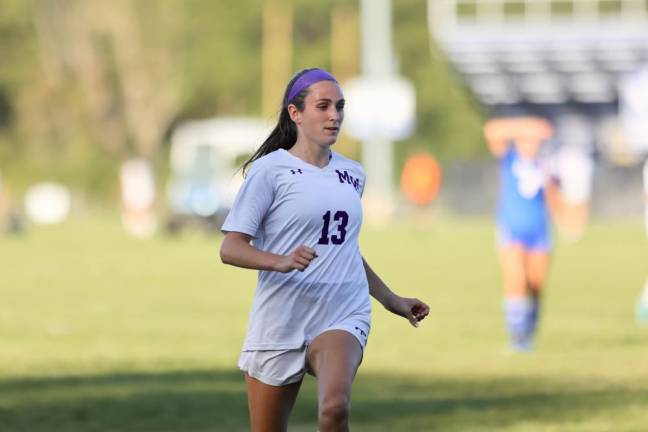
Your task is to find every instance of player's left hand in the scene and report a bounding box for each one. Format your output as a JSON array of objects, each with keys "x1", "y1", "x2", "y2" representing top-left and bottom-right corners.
[{"x1": 389, "y1": 296, "x2": 430, "y2": 328}]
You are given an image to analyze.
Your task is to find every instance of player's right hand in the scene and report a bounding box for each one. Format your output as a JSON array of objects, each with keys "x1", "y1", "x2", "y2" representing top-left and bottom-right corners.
[{"x1": 275, "y1": 245, "x2": 318, "y2": 273}]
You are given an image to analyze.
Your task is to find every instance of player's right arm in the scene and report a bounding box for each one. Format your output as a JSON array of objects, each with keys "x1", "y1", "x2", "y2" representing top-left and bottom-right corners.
[
  {"x1": 544, "y1": 177, "x2": 564, "y2": 223},
  {"x1": 220, "y1": 231, "x2": 317, "y2": 273},
  {"x1": 484, "y1": 117, "x2": 553, "y2": 158},
  {"x1": 483, "y1": 119, "x2": 514, "y2": 158}
]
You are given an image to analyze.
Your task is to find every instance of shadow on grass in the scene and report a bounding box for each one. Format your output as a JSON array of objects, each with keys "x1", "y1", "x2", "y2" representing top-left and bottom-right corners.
[{"x1": 1, "y1": 369, "x2": 647, "y2": 431}]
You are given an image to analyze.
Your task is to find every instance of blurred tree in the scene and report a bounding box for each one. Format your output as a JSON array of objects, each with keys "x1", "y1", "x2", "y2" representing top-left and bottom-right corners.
[
  {"x1": 34, "y1": 0, "x2": 180, "y2": 158},
  {"x1": 331, "y1": 2, "x2": 360, "y2": 158},
  {"x1": 178, "y1": 0, "x2": 263, "y2": 119},
  {"x1": 393, "y1": 0, "x2": 485, "y2": 164},
  {"x1": 262, "y1": 0, "x2": 293, "y2": 117},
  {"x1": 0, "y1": 1, "x2": 37, "y2": 161},
  {"x1": 0, "y1": 0, "x2": 485, "y2": 200},
  {"x1": 0, "y1": 88, "x2": 13, "y2": 131}
]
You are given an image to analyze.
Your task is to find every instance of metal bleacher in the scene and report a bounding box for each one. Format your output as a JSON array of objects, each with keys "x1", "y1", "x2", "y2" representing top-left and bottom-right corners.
[{"x1": 428, "y1": 0, "x2": 648, "y2": 107}]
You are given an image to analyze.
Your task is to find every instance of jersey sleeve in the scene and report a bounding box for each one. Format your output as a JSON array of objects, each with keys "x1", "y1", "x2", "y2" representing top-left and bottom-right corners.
[
  {"x1": 358, "y1": 164, "x2": 366, "y2": 198},
  {"x1": 221, "y1": 161, "x2": 274, "y2": 238}
]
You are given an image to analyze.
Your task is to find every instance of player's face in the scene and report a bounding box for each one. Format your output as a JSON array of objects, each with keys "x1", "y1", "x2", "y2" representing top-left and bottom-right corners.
[{"x1": 292, "y1": 80, "x2": 345, "y2": 147}]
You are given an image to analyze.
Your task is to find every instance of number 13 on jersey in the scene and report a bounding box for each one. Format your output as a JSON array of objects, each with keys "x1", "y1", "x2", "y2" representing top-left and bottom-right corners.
[{"x1": 317, "y1": 210, "x2": 349, "y2": 245}]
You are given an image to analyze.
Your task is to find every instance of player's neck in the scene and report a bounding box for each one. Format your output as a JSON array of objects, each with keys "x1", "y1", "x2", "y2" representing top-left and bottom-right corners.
[{"x1": 289, "y1": 140, "x2": 331, "y2": 168}]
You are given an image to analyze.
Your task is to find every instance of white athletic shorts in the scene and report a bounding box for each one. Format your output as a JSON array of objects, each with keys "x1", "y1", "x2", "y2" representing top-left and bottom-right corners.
[{"x1": 238, "y1": 318, "x2": 370, "y2": 386}]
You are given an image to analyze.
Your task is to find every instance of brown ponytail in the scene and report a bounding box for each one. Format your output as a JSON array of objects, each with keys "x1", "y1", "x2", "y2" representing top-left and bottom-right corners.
[{"x1": 241, "y1": 68, "x2": 316, "y2": 175}]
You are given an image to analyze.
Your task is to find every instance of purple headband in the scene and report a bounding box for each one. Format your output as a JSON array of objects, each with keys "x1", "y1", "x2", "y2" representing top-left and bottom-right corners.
[{"x1": 285, "y1": 69, "x2": 338, "y2": 106}]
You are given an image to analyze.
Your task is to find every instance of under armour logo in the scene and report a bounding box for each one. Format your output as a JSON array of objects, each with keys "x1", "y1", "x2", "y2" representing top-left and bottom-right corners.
[{"x1": 290, "y1": 169, "x2": 303, "y2": 175}]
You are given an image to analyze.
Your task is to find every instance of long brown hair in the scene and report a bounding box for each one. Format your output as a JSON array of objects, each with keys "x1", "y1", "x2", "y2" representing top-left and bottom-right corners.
[{"x1": 241, "y1": 68, "x2": 317, "y2": 175}]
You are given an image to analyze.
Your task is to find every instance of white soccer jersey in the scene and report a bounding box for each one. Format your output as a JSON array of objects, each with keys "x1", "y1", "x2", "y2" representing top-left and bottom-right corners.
[{"x1": 222, "y1": 149, "x2": 371, "y2": 350}]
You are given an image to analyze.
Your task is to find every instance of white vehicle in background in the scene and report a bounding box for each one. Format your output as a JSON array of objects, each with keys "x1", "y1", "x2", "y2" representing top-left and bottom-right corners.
[{"x1": 166, "y1": 117, "x2": 270, "y2": 234}]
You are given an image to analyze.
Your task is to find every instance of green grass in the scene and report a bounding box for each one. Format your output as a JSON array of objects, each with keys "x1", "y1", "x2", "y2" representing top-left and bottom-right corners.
[{"x1": 1, "y1": 214, "x2": 648, "y2": 431}]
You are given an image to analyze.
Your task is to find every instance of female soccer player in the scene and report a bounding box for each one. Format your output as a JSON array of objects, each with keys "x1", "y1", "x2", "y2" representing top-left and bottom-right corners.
[
  {"x1": 484, "y1": 116, "x2": 555, "y2": 352},
  {"x1": 220, "y1": 68, "x2": 429, "y2": 431}
]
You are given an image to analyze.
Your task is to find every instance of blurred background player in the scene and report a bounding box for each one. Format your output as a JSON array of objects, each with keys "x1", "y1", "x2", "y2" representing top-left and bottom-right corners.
[{"x1": 484, "y1": 116, "x2": 556, "y2": 352}]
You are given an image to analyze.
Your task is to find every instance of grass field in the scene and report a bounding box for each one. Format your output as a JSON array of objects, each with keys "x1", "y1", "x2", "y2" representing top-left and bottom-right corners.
[{"x1": 1, "y1": 214, "x2": 647, "y2": 431}]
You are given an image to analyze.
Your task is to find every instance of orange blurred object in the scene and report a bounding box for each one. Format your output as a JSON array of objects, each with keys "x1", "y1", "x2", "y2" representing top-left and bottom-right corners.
[{"x1": 401, "y1": 153, "x2": 442, "y2": 206}]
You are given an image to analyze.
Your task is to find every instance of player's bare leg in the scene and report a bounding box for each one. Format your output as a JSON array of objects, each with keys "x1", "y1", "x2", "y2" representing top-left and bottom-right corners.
[
  {"x1": 245, "y1": 373, "x2": 302, "y2": 432},
  {"x1": 525, "y1": 251, "x2": 550, "y2": 298},
  {"x1": 498, "y1": 244, "x2": 527, "y2": 298},
  {"x1": 307, "y1": 330, "x2": 363, "y2": 432},
  {"x1": 499, "y1": 244, "x2": 534, "y2": 350}
]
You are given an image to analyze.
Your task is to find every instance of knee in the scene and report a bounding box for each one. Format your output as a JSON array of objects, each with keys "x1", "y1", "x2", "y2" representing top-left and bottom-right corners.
[
  {"x1": 527, "y1": 283, "x2": 542, "y2": 296},
  {"x1": 319, "y1": 394, "x2": 350, "y2": 425}
]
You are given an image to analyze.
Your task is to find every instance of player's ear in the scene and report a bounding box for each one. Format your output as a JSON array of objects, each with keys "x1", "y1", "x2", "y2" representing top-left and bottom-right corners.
[{"x1": 287, "y1": 104, "x2": 302, "y2": 125}]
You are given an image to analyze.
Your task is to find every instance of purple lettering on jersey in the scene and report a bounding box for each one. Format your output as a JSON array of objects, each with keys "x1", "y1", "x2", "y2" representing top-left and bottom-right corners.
[
  {"x1": 318, "y1": 210, "x2": 349, "y2": 245},
  {"x1": 317, "y1": 211, "x2": 331, "y2": 245},
  {"x1": 336, "y1": 169, "x2": 350, "y2": 183},
  {"x1": 335, "y1": 170, "x2": 361, "y2": 192},
  {"x1": 330, "y1": 211, "x2": 348, "y2": 244}
]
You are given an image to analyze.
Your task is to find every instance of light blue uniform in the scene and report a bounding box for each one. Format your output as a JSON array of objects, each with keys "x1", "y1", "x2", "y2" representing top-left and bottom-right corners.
[{"x1": 496, "y1": 145, "x2": 551, "y2": 252}]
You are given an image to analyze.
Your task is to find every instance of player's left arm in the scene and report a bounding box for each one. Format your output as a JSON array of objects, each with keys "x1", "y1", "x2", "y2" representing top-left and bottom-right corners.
[
  {"x1": 544, "y1": 176, "x2": 564, "y2": 223},
  {"x1": 362, "y1": 257, "x2": 430, "y2": 327}
]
